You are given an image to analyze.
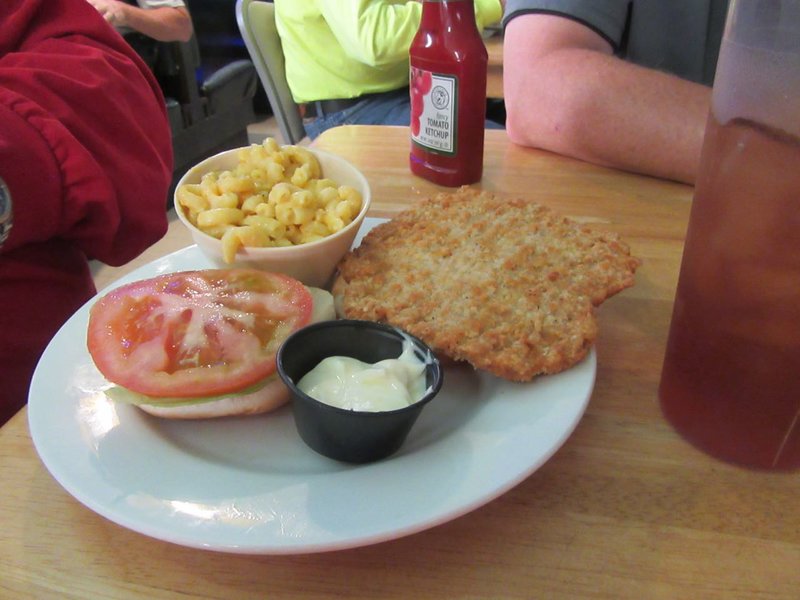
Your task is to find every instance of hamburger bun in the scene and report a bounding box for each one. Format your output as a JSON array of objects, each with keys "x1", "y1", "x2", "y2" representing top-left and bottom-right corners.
[{"x1": 137, "y1": 376, "x2": 290, "y2": 419}]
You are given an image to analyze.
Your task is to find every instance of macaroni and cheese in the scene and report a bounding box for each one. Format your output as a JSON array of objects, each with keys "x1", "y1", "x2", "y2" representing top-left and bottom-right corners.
[{"x1": 176, "y1": 138, "x2": 364, "y2": 263}]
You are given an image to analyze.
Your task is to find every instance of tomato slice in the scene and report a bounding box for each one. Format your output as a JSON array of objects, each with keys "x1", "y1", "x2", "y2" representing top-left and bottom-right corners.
[{"x1": 87, "y1": 269, "x2": 312, "y2": 398}]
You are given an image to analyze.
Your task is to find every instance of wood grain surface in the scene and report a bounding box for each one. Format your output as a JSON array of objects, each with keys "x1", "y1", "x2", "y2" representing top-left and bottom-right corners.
[{"x1": 1, "y1": 127, "x2": 798, "y2": 600}]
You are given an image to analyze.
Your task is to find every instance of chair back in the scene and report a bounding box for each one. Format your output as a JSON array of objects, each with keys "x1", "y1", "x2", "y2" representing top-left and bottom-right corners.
[{"x1": 236, "y1": 0, "x2": 306, "y2": 145}]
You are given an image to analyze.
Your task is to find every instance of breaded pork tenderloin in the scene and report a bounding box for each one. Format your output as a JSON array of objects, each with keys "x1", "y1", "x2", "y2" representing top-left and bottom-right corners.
[{"x1": 333, "y1": 187, "x2": 640, "y2": 381}]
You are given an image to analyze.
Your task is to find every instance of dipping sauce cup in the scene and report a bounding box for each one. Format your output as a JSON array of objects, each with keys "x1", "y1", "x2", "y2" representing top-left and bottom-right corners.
[{"x1": 277, "y1": 320, "x2": 443, "y2": 463}]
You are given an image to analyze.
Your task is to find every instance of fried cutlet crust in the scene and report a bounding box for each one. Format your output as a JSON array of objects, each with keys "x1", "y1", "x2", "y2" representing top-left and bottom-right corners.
[{"x1": 333, "y1": 187, "x2": 640, "y2": 381}]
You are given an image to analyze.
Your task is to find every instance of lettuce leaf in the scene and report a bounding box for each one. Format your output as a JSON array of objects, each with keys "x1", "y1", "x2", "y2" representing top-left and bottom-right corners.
[{"x1": 105, "y1": 375, "x2": 276, "y2": 408}]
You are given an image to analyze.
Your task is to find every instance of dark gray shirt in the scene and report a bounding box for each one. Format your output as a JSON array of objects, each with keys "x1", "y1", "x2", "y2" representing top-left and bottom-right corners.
[{"x1": 503, "y1": 0, "x2": 730, "y2": 85}]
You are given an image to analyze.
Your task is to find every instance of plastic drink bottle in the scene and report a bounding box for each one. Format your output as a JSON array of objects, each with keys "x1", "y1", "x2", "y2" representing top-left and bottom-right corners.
[{"x1": 659, "y1": 0, "x2": 800, "y2": 470}]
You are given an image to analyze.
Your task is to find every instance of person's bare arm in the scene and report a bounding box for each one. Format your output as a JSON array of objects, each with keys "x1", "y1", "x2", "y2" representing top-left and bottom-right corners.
[
  {"x1": 503, "y1": 14, "x2": 710, "y2": 184},
  {"x1": 86, "y1": 0, "x2": 193, "y2": 42}
]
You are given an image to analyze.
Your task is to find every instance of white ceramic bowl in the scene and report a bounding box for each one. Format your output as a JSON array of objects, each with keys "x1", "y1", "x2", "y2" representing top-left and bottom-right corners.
[{"x1": 174, "y1": 146, "x2": 371, "y2": 287}]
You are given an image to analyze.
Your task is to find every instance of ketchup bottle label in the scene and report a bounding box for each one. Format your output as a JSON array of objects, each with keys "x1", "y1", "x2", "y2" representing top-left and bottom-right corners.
[{"x1": 410, "y1": 66, "x2": 458, "y2": 156}]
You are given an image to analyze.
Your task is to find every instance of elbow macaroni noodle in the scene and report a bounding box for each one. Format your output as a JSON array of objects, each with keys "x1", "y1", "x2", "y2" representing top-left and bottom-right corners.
[{"x1": 177, "y1": 138, "x2": 364, "y2": 263}]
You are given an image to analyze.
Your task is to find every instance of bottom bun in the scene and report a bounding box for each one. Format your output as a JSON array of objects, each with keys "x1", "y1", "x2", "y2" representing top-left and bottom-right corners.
[{"x1": 138, "y1": 377, "x2": 289, "y2": 419}]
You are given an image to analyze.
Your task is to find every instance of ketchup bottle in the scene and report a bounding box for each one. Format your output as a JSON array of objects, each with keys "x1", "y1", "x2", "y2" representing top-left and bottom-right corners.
[{"x1": 409, "y1": 0, "x2": 487, "y2": 187}]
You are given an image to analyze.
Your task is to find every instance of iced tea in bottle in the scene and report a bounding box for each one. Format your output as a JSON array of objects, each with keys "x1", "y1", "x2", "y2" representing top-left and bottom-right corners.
[
  {"x1": 409, "y1": 0, "x2": 487, "y2": 186},
  {"x1": 659, "y1": 0, "x2": 800, "y2": 470}
]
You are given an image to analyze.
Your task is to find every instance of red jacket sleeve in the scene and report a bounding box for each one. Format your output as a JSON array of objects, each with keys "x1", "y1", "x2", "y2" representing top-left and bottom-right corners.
[
  {"x1": 0, "y1": 0, "x2": 174, "y2": 424},
  {"x1": 0, "y1": 0, "x2": 171, "y2": 265}
]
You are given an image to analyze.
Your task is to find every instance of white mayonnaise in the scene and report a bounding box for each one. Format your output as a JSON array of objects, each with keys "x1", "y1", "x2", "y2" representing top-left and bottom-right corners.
[{"x1": 297, "y1": 340, "x2": 429, "y2": 411}]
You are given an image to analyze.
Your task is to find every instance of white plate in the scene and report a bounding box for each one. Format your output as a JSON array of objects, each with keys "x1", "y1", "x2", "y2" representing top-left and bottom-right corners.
[{"x1": 28, "y1": 218, "x2": 596, "y2": 555}]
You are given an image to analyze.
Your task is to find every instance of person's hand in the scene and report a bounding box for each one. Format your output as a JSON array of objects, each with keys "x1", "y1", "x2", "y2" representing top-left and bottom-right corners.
[{"x1": 85, "y1": 0, "x2": 128, "y2": 28}]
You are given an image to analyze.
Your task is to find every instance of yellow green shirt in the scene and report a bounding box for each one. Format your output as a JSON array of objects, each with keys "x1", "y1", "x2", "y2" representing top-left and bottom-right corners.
[{"x1": 274, "y1": 0, "x2": 503, "y2": 103}]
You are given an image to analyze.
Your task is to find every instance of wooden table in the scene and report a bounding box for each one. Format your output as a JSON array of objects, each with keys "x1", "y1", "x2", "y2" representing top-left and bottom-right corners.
[
  {"x1": 2, "y1": 127, "x2": 799, "y2": 599},
  {"x1": 485, "y1": 33, "x2": 503, "y2": 98}
]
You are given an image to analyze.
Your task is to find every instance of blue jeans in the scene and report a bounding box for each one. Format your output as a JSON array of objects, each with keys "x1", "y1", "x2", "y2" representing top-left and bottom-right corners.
[{"x1": 304, "y1": 88, "x2": 504, "y2": 140}]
